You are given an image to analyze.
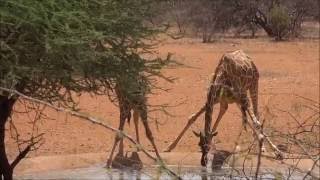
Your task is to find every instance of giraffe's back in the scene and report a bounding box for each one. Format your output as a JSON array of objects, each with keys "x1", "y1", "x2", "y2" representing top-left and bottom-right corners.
[{"x1": 215, "y1": 50, "x2": 259, "y2": 90}]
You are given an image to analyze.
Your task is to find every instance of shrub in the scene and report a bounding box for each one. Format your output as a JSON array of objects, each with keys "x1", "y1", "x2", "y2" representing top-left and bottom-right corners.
[{"x1": 269, "y1": 6, "x2": 291, "y2": 40}]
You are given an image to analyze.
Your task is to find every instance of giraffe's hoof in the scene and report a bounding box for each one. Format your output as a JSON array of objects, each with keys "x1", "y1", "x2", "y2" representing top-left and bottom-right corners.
[
  {"x1": 106, "y1": 160, "x2": 112, "y2": 168},
  {"x1": 164, "y1": 144, "x2": 174, "y2": 152},
  {"x1": 254, "y1": 123, "x2": 261, "y2": 130},
  {"x1": 275, "y1": 152, "x2": 284, "y2": 160}
]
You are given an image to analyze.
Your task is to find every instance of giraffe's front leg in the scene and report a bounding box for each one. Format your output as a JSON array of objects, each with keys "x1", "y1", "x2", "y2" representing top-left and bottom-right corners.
[{"x1": 211, "y1": 101, "x2": 228, "y2": 133}]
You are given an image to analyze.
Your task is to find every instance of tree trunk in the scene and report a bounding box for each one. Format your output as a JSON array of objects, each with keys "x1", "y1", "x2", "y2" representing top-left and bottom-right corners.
[
  {"x1": 253, "y1": 9, "x2": 275, "y2": 37},
  {"x1": 0, "y1": 96, "x2": 16, "y2": 180}
]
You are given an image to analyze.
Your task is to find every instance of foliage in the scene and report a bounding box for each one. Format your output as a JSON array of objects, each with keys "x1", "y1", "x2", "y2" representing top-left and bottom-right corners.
[
  {"x1": 0, "y1": 0, "x2": 172, "y2": 178},
  {"x1": 269, "y1": 5, "x2": 291, "y2": 40},
  {"x1": 0, "y1": 0, "x2": 168, "y2": 106},
  {"x1": 162, "y1": 0, "x2": 318, "y2": 40},
  {"x1": 190, "y1": 0, "x2": 237, "y2": 42}
]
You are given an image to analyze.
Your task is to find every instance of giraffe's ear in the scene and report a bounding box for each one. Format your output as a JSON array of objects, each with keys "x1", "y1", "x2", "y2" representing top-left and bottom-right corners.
[
  {"x1": 193, "y1": 130, "x2": 201, "y2": 137},
  {"x1": 210, "y1": 131, "x2": 218, "y2": 138}
]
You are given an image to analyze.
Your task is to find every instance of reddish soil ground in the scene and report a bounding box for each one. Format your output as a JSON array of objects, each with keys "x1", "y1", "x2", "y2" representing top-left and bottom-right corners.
[{"x1": 5, "y1": 37, "x2": 319, "y2": 173}]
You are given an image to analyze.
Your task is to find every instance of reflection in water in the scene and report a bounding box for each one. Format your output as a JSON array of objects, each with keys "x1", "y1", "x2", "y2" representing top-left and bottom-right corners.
[
  {"x1": 109, "y1": 169, "x2": 144, "y2": 180},
  {"x1": 112, "y1": 152, "x2": 143, "y2": 170},
  {"x1": 119, "y1": 170, "x2": 124, "y2": 180},
  {"x1": 201, "y1": 168, "x2": 208, "y2": 180},
  {"x1": 17, "y1": 165, "x2": 309, "y2": 180},
  {"x1": 211, "y1": 150, "x2": 232, "y2": 170},
  {"x1": 136, "y1": 170, "x2": 142, "y2": 180}
]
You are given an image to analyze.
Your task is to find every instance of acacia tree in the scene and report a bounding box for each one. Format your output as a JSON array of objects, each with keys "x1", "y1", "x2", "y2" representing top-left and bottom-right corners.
[
  {"x1": 234, "y1": 0, "x2": 318, "y2": 40},
  {"x1": 0, "y1": 0, "x2": 170, "y2": 179}
]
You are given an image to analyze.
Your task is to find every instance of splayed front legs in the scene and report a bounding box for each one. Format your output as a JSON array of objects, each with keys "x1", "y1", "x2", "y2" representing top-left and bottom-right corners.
[{"x1": 164, "y1": 106, "x2": 206, "y2": 152}]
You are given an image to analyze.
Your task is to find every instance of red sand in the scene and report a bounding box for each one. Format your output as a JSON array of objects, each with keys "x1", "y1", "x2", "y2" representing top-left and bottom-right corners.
[{"x1": 5, "y1": 37, "x2": 319, "y2": 172}]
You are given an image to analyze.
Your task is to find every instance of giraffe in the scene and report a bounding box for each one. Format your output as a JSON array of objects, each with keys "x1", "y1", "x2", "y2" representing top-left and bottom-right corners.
[
  {"x1": 106, "y1": 81, "x2": 162, "y2": 168},
  {"x1": 195, "y1": 50, "x2": 261, "y2": 166},
  {"x1": 93, "y1": 40, "x2": 163, "y2": 167},
  {"x1": 165, "y1": 50, "x2": 283, "y2": 166}
]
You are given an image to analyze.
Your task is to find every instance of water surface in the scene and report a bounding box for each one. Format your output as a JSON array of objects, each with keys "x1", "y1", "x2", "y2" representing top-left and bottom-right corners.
[{"x1": 17, "y1": 164, "x2": 311, "y2": 180}]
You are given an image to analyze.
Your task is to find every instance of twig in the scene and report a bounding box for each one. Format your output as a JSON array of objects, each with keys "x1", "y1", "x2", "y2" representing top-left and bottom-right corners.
[
  {"x1": 241, "y1": 138, "x2": 256, "y2": 179},
  {"x1": 286, "y1": 157, "x2": 302, "y2": 180},
  {"x1": 292, "y1": 93, "x2": 320, "y2": 106},
  {"x1": 289, "y1": 138, "x2": 319, "y2": 166},
  {"x1": 254, "y1": 152, "x2": 320, "y2": 179},
  {"x1": 255, "y1": 136, "x2": 264, "y2": 179},
  {"x1": 302, "y1": 157, "x2": 320, "y2": 180},
  {"x1": 10, "y1": 133, "x2": 43, "y2": 169}
]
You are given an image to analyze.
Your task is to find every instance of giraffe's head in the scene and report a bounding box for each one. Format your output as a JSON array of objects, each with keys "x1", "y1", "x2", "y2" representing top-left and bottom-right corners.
[{"x1": 193, "y1": 130, "x2": 218, "y2": 166}]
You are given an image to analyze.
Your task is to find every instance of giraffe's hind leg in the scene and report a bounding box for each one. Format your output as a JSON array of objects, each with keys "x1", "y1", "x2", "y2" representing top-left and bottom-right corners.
[
  {"x1": 106, "y1": 123, "x2": 125, "y2": 168},
  {"x1": 249, "y1": 79, "x2": 261, "y2": 129},
  {"x1": 240, "y1": 107, "x2": 248, "y2": 131},
  {"x1": 249, "y1": 83, "x2": 259, "y2": 118},
  {"x1": 106, "y1": 107, "x2": 127, "y2": 168},
  {"x1": 138, "y1": 105, "x2": 162, "y2": 161},
  {"x1": 133, "y1": 109, "x2": 140, "y2": 151},
  {"x1": 239, "y1": 92, "x2": 266, "y2": 152},
  {"x1": 239, "y1": 92, "x2": 250, "y2": 131}
]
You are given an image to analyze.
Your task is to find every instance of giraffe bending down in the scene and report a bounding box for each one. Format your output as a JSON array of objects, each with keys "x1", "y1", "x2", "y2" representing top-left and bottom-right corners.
[
  {"x1": 106, "y1": 83, "x2": 162, "y2": 168},
  {"x1": 165, "y1": 50, "x2": 283, "y2": 166},
  {"x1": 195, "y1": 50, "x2": 261, "y2": 166}
]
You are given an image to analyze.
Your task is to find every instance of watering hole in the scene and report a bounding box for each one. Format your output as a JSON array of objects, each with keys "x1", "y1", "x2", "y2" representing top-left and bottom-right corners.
[
  {"x1": 13, "y1": 152, "x2": 318, "y2": 179},
  {"x1": 16, "y1": 164, "x2": 312, "y2": 180}
]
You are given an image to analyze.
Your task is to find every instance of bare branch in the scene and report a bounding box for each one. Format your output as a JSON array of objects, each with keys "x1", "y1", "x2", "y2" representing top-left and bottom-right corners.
[
  {"x1": 11, "y1": 133, "x2": 44, "y2": 169},
  {"x1": 0, "y1": 87, "x2": 181, "y2": 179}
]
